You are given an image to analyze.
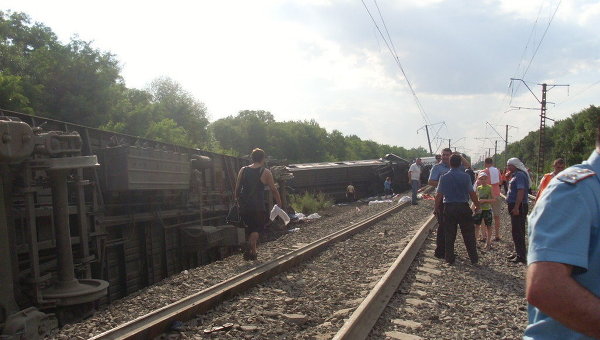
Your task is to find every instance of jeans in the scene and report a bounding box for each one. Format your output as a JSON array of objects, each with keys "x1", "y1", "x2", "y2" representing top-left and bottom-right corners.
[
  {"x1": 411, "y1": 180, "x2": 420, "y2": 203},
  {"x1": 508, "y1": 202, "x2": 528, "y2": 259},
  {"x1": 443, "y1": 202, "x2": 478, "y2": 264}
]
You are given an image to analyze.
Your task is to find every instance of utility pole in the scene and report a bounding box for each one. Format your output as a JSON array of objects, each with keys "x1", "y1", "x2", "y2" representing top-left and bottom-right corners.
[
  {"x1": 417, "y1": 122, "x2": 445, "y2": 155},
  {"x1": 425, "y1": 125, "x2": 432, "y2": 155},
  {"x1": 509, "y1": 79, "x2": 569, "y2": 181},
  {"x1": 505, "y1": 125, "x2": 508, "y2": 165},
  {"x1": 494, "y1": 140, "x2": 498, "y2": 164},
  {"x1": 538, "y1": 83, "x2": 548, "y2": 178}
]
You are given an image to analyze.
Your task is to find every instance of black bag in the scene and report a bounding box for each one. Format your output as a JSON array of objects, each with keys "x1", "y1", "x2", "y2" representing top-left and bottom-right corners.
[{"x1": 226, "y1": 204, "x2": 243, "y2": 227}]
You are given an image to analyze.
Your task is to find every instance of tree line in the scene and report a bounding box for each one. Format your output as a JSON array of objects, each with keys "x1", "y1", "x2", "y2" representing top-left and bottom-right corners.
[
  {"x1": 0, "y1": 10, "x2": 427, "y2": 163},
  {"x1": 493, "y1": 105, "x2": 598, "y2": 174}
]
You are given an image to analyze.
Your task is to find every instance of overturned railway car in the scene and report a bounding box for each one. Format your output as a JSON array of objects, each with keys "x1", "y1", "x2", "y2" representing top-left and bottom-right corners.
[
  {"x1": 0, "y1": 110, "x2": 249, "y2": 337},
  {"x1": 286, "y1": 155, "x2": 410, "y2": 201}
]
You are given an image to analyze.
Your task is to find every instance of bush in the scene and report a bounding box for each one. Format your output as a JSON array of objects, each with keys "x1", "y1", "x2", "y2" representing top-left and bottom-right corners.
[{"x1": 290, "y1": 192, "x2": 333, "y2": 215}]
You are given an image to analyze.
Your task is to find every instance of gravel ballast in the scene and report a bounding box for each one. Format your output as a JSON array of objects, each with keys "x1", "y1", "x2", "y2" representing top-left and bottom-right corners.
[
  {"x1": 369, "y1": 202, "x2": 528, "y2": 340},
  {"x1": 174, "y1": 202, "x2": 434, "y2": 339},
  {"x1": 46, "y1": 199, "x2": 409, "y2": 339}
]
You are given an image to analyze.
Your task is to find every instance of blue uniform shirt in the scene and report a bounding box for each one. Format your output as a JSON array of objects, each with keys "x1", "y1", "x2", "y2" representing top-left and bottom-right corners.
[
  {"x1": 525, "y1": 151, "x2": 600, "y2": 340},
  {"x1": 436, "y1": 168, "x2": 474, "y2": 203},
  {"x1": 384, "y1": 180, "x2": 392, "y2": 190},
  {"x1": 506, "y1": 170, "x2": 529, "y2": 203},
  {"x1": 429, "y1": 162, "x2": 465, "y2": 182}
]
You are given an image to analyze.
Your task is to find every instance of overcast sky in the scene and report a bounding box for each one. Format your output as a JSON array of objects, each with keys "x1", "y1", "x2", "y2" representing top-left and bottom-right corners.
[{"x1": 4, "y1": 0, "x2": 599, "y2": 163}]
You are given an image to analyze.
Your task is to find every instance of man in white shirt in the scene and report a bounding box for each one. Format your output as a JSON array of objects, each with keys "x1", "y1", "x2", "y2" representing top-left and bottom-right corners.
[
  {"x1": 483, "y1": 158, "x2": 502, "y2": 240},
  {"x1": 408, "y1": 158, "x2": 422, "y2": 205}
]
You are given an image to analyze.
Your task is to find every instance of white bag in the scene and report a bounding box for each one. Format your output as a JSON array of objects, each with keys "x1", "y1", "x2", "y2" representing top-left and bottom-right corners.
[{"x1": 270, "y1": 204, "x2": 291, "y2": 225}]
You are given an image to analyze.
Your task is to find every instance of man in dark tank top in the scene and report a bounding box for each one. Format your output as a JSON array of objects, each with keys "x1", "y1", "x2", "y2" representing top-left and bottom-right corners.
[{"x1": 234, "y1": 148, "x2": 283, "y2": 260}]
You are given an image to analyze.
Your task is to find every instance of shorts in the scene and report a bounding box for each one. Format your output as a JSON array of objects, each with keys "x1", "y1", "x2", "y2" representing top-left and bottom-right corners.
[
  {"x1": 491, "y1": 197, "x2": 501, "y2": 214},
  {"x1": 473, "y1": 209, "x2": 493, "y2": 226},
  {"x1": 241, "y1": 210, "x2": 267, "y2": 235}
]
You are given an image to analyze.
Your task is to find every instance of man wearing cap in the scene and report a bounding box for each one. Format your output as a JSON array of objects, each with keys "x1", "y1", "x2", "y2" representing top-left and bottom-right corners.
[
  {"x1": 435, "y1": 154, "x2": 480, "y2": 265},
  {"x1": 429, "y1": 148, "x2": 471, "y2": 259},
  {"x1": 524, "y1": 118, "x2": 600, "y2": 338},
  {"x1": 505, "y1": 157, "x2": 531, "y2": 264}
]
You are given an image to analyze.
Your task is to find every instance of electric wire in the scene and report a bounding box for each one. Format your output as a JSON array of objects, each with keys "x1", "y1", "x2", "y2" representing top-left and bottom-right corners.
[
  {"x1": 520, "y1": 0, "x2": 562, "y2": 81},
  {"x1": 508, "y1": 0, "x2": 546, "y2": 106},
  {"x1": 361, "y1": 0, "x2": 431, "y2": 125}
]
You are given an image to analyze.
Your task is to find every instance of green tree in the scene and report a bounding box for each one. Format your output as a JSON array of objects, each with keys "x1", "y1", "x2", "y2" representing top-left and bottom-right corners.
[
  {"x1": 0, "y1": 11, "x2": 123, "y2": 126},
  {"x1": 147, "y1": 77, "x2": 210, "y2": 147},
  {"x1": 145, "y1": 118, "x2": 193, "y2": 146},
  {"x1": 500, "y1": 105, "x2": 599, "y2": 175},
  {"x1": 0, "y1": 73, "x2": 32, "y2": 113}
]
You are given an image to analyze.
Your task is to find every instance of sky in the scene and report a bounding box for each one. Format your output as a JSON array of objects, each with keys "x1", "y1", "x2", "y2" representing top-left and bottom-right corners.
[{"x1": 3, "y1": 0, "x2": 600, "y2": 163}]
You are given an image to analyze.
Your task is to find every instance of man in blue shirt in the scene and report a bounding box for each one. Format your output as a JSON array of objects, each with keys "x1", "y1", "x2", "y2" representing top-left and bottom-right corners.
[
  {"x1": 525, "y1": 119, "x2": 600, "y2": 339},
  {"x1": 428, "y1": 148, "x2": 471, "y2": 259},
  {"x1": 435, "y1": 154, "x2": 480, "y2": 265},
  {"x1": 505, "y1": 157, "x2": 530, "y2": 264}
]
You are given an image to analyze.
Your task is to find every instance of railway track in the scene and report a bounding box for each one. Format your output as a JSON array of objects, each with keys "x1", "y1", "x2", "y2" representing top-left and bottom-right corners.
[
  {"x1": 90, "y1": 189, "x2": 435, "y2": 340},
  {"x1": 80, "y1": 189, "x2": 528, "y2": 340},
  {"x1": 333, "y1": 214, "x2": 436, "y2": 340}
]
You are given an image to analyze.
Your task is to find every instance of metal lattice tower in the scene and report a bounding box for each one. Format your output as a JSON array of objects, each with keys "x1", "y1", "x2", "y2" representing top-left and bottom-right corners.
[{"x1": 537, "y1": 83, "x2": 547, "y2": 177}]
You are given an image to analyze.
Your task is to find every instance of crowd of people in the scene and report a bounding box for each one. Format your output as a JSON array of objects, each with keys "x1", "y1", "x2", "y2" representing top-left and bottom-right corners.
[{"x1": 417, "y1": 117, "x2": 600, "y2": 339}]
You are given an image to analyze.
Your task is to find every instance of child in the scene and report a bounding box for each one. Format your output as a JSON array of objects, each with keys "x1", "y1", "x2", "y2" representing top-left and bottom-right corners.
[{"x1": 473, "y1": 172, "x2": 495, "y2": 250}]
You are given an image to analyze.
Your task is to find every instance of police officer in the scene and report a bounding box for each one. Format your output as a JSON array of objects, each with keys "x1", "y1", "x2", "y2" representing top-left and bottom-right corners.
[
  {"x1": 434, "y1": 154, "x2": 480, "y2": 265},
  {"x1": 525, "y1": 118, "x2": 600, "y2": 339},
  {"x1": 428, "y1": 148, "x2": 471, "y2": 259}
]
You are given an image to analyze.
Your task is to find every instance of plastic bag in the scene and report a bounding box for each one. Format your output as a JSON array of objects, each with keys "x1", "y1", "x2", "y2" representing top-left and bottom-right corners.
[
  {"x1": 306, "y1": 213, "x2": 321, "y2": 220},
  {"x1": 270, "y1": 204, "x2": 291, "y2": 225},
  {"x1": 398, "y1": 196, "x2": 412, "y2": 205}
]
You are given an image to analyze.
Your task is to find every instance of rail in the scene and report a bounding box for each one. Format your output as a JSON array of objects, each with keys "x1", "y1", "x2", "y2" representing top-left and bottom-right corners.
[
  {"x1": 333, "y1": 214, "x2": 436, "y2": 340},
  {"x1": 90, "y1": 194, "x2": 421, "y2": 339}
]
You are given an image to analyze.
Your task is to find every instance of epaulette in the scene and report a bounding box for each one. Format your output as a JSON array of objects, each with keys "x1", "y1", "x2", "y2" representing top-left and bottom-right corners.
[{"x1": 556, "y1": 167, "x2": 596, "y2": 184}]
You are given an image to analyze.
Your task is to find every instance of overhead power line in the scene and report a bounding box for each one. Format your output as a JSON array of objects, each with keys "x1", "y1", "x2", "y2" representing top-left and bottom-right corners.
[
  {"x1": 361, "y1": 0, "x2": 431, "y2": 125},
  {"x1": 520, "y1": 0, "x2": 562, "y2": 80},
  {"x1": 508, "y1": 0, "x2": 545, "y2": 106}
]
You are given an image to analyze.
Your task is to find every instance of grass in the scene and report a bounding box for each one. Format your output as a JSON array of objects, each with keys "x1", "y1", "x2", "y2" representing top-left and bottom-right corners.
[{"x1": 290, "y1": 192, "x2": 333, "y2": 215}]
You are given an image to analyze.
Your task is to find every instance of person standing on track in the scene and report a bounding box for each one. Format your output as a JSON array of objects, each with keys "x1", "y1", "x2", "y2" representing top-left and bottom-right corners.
[
  {"x1": 408, "y1": 158, "x2": 422, "y2": 205},
  {"x1": 428, "y1": 148, "x2": 471, "y2": 259},
  {"x1": 234, "y1": 148, "x2": 283, "y2": 261},
  {"x1": 525, "y1": 119, "x2": 600, "y2": 339},
  {"x1": 483, "y1": 157, "x2": 502, "y2": 241},
  {"x1": 534, "y1": 158, "x2": 566, "y2": 201},
  {"x1": 434, "y1": 154, "x2": 480, "y2": 265},
  {"x1": 505, "y1": 157, "x2": 530, "y2": 264}
]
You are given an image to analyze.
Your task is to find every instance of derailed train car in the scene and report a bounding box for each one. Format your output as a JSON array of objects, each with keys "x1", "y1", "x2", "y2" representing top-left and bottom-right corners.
[
  {"x1": 0, "y1": 110, "x2": 249, "y2": 338},
  {"x1": 286, "y1": 154, "x2": 410, "y2": 201}
]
